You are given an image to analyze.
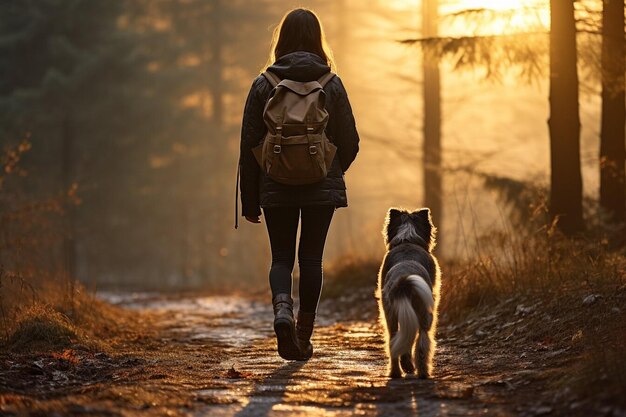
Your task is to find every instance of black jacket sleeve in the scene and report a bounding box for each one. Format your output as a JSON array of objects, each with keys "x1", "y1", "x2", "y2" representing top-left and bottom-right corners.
[
  {"x1": 239, "y1": 76, "x2": 268, "y2": 218},
  {"x1": 328, "y1": 76, "x2": 360, "y2": 172}
]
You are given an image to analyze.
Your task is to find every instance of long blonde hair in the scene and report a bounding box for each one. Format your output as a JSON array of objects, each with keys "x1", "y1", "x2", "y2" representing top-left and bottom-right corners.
[{"x1": 264, "y1": 8, "x2": 335, "y2": 72}]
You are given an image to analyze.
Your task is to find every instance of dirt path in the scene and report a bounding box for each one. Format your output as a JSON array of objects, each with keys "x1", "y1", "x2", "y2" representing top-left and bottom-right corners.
[
  {"x1": 110, "y1": 293, "x2": 537, "y2": 417},
  {"x1": 4, "y1": 291, "x2": 615, "y2": 416}
]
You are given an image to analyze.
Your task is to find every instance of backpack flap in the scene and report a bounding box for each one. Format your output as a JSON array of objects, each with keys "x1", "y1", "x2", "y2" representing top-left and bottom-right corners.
[
  {"x1": 277, "y1": 80, "x2": 323, "y2": 96},
  {"x1": 264, "y1": 88, "x2": 328, "y2": 134}
]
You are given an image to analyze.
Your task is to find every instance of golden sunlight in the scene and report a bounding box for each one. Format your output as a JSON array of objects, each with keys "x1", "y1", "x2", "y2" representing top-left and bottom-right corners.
[
  {"x1": 388, "y1": 0, "x2": 547, "y2": 11},
  {"x1": 2, "y1": 0, "x2": 624, "y2": 416},
  {"x1": 385, "y1": 0, "x2": 549, "y2": 35},
  {"x1": 453, "y1": 0, "x2": 528, "y2": 10},
  {"x1": 387, "y1": 0, "x2": 531, "y2": 11},
  {"x1": 441, "y1": 0, "x2": 549, "y2": 36},
  {"x1": 385, "y1": 0, "x2": 421, "y2": 10}
]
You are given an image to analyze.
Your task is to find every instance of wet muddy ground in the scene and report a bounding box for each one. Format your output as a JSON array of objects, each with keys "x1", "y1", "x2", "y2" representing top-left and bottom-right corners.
[
  {"x1": 104, "y1": 293, "x2": 588, "y2": 417},
  {"x1": 1, "y1": 291, "x2": 623, "y2": 416}
]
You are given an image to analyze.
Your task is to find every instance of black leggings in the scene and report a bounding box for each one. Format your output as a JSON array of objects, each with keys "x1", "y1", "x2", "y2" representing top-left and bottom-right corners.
[{"x1": 263, "y1": 205, "x2": 335, "y2": 313}]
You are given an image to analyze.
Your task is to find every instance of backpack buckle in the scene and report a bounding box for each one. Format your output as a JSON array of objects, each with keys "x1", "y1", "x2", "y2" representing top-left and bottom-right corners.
[
  {"x1": 273, "y1": 144, "x2": 281, "y2": 154},
  {"x1": 309, "y1": 145, "x2": 317, "y2": 155}
]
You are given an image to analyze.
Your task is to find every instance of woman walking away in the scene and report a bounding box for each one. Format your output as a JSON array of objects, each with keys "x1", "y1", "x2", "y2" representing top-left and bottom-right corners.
[{"x1": 238, "y1": 8, "x2": 359, "y2": 361}]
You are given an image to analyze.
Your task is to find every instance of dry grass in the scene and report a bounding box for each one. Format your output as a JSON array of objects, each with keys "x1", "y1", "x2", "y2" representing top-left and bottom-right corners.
[
  {"x1": 6, "y1": 304, "x2": 90, "y2": 352},
  {"x1": 0, "y1": 138, "x2": 124, "y2": 354},
  {"x1": 441, "y1": 225, "x2": 625, "y2": 321},
  {"x1": 323, "y1": 220, "x2": 626, "y2": 323},
  {"x1": 0, "y1": 284, "x2": 137, "y2": 354}
]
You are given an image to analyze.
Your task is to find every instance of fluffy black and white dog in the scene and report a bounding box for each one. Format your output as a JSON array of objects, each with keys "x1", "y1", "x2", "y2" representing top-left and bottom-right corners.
[{"x1": 377, "y1": 208, "x2": 441, "y2": 379}]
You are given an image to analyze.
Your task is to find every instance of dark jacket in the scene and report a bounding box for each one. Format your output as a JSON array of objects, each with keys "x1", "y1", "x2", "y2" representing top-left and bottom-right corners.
[{"x1": 239, "y1": 51, "x2": 360, "y2": 218}]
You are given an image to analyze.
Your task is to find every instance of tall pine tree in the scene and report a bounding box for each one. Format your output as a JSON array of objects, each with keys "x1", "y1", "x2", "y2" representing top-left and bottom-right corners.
[
  {"x1": 599, "y1": 0, "x2": 625, "y2": 223},
  {"x1": 548, "y1": 0, "x2": 584, "y2": 234},
  {"x1": 422, "y1": 0, "x2": 443, "y2": 230}
]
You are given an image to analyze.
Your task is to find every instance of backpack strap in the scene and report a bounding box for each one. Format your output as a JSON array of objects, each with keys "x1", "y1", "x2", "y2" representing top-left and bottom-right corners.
[
  {"x1": 318, "y1": 72, "x2": 335, "y2": 88},
  {"x1": 263, "y1": 71, "x2": 281, "y2": 88},
  {"x1": 264, "y1": 71, "x2": 335, "y2": 88}
]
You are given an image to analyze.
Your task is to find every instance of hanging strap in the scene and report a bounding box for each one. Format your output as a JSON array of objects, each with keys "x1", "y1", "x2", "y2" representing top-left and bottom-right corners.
[{"x1": 234, "y1": 162, "x2": 240, "y2": 229}]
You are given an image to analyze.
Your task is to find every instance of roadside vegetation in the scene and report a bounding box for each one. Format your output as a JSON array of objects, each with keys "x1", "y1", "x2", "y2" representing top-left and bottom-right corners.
[
  {"x1": 1, "y1": 140, "x2": 222, "y2": 416},
  {"x1": 323, "y1": 176, "x2": 626, "y2": 412},
  {"x1": 0, "y1": 137, "x2": 121, "y2": 353}
]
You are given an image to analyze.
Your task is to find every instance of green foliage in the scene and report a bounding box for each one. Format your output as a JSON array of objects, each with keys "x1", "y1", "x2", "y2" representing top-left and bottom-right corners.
[{"x1": 0, "y1": 0, "x2": 276, "y2": 288}]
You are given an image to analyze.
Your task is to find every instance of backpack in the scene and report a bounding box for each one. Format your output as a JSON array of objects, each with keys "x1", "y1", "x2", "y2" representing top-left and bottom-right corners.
[{"x1": 251, "y1": 70, "x2": 337, "y2": 185}]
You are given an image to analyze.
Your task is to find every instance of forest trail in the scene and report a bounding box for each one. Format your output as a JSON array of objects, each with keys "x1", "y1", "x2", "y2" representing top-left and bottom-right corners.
[{"x1": 109, "y1": 293, "x2": 553, "y2": 417}]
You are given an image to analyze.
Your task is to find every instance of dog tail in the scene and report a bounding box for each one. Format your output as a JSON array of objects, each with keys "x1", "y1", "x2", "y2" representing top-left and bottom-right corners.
[{"x1": 389, "y1": 275, "x2": 434, "y2": 358}]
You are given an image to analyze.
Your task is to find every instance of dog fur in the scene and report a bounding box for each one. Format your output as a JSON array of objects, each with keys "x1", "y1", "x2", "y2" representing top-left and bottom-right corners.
[{"x1": 376, "y1": 208, "x2": 441, "y2": 379}]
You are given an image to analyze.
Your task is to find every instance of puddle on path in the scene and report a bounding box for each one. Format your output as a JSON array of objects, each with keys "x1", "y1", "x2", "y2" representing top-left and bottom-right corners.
[{"x1": 101, "y1": 294, "x2": 514, "y2": 417}]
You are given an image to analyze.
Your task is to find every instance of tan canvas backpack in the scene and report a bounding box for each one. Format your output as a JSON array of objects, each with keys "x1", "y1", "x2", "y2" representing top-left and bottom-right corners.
[{"x1": 252, "y1": 70, "x2": 337, "y2": 185}]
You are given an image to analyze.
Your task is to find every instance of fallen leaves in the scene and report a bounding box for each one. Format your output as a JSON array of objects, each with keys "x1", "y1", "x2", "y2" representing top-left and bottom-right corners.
[
  {"x1": 224, "y1": 365, "x2": 250, "y2": 379},
  {"x1": 51, "y1": 348, "x2": 80, "y2": 364},
  {"x1": 571, "y1": 329, "x2": 584, "y2": 343}
]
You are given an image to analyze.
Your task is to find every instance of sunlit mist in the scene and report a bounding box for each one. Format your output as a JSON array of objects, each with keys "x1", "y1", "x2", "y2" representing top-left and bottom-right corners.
[
  {"x1": 0, "y1": 0, "x2": 606, "y2": 288},
  {"x1": 441, "y1": 0, "x2": 550, "y2": 36},
  {"x1": 1, "y1": 0, "x2": 623, "y2": 415}
]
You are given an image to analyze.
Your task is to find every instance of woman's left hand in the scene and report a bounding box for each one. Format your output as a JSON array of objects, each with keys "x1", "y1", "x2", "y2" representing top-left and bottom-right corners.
[{"x1": 245, "y1": 215, "x2": 261, "y2": 224}]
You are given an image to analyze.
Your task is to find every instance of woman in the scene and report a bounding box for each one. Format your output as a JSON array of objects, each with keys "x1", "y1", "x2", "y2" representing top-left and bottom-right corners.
[{"x1": 239, "y1": 8, "x2": 359, "y2": 360}]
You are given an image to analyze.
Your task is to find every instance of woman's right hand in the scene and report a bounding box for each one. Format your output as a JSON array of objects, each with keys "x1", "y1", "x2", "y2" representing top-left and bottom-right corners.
[{"x1": 245, "y1": 215, "x2": 261, "y2": 224}]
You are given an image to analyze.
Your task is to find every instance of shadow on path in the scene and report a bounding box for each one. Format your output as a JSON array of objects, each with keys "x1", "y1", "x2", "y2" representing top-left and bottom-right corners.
[
  {"x1": 234, "y1": 361, "x2": 306, "y2": 417},
  {"x1": 374, "y1": 377, "x2": 442, "y2": 417},
  {"x1": 120, "y1": 294, "x2": 519, "y2": 416}
]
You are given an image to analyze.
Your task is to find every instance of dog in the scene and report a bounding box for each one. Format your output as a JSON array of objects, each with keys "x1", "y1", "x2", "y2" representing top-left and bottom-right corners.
[{"x1": 377, "y1": 208, "x2": 441, "y2": 379}]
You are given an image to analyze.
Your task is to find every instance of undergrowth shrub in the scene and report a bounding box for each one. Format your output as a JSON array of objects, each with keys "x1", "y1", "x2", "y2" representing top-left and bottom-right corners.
[
  {"x1": 0, "y1": 137, "x2": 106, "y2": 352},
  {"x1": 324, "y1": 173, "x2": 625, "y2": 321},
  {"x1": 7, "y1": 304, "x2": 86, "y2": 352}
]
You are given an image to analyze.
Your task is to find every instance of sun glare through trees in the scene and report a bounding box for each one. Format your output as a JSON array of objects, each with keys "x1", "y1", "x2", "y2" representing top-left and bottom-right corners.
[{"x1": 0, "y1": 0, "x2": 624, "y2": 415}]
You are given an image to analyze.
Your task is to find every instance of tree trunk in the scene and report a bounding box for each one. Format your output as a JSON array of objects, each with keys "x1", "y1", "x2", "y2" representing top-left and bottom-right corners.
[
  {"x1": 209, "y1": 0, "x2": 223, "y2": 128},
  {"x1": 61, "y1": 116, "x2": 77, "y2": 302},
  {"x1": 600, "y1": 0, "x2": 625, "y2": 223},
  {"x1": 422, "y1": 0, "x2": 443, "y2": 229},
  {"x1": 196, "y1": 0, "x2": 224, "y2": 283},
  {"x1": 548, "y1": 0, "x2": 584, "y2": 234}
]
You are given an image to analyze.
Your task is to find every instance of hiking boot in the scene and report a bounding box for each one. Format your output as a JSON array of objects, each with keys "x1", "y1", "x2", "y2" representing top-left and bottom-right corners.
[
  {"x1": 296, "y1": 311, "x2": 316, "y2": 360},
  {"x1": 272, "y1": 294, "x2": 300, "y2": 360}
]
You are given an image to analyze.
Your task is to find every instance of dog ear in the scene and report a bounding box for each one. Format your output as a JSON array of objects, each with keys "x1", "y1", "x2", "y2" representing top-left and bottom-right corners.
[
  {"x1": 389, "y1": 208, "x2": 404, "y2": 222},
  {"x1": 383, "y1": 208, "x2": 404, "y2": 245},
  {"x1": 415, "y1": 208, "x2": 432, "y2": 224},
  {"x1": 412, "y1": 208, "x2": 436, "y2": 251}
]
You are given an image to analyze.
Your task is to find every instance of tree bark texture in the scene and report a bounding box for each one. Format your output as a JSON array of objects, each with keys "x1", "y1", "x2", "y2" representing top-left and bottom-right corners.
[
  {"x1": 600, "y1": 0, "x2": 625, "y2": 223},
  {"x1": 548, "y1": 0, "x2": 584, "y2": 233}
]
